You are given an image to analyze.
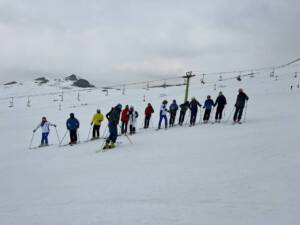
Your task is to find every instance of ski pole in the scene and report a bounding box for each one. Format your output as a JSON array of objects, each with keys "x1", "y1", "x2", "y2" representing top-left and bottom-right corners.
[
  {"x1": 59, "y1": 130, "x2": 68, "y2": 146},
  {"x1": 54, "y1": 126, "x2": 61, "y2": 144},
  {"x1": 209, "y1": 107, "x2": 215, "y2": 123},
  {"x1": 101, "y1": 124, "x2": 108, "y2": 138},
  {"x1": 185, "y1": 111, "x2": 191, "y2": 125},
  {"x1": 29, "y1": 132, "x2": 35, "y2": 149},
  {"x1": 226, "y1": 106, "x2": 235, "y2": 123},
  {"x1": 77, "y1": 130, "x2": 80, "y2": 143},
  {"x1": 243, "y1": 101, "x2": 248, "y2": 123},
  {"x1": 86, "y1": 125, "x2": 92, "y2": 141},
  {"x1": 198, "y1": 108, "x2": 202, "y2": 124},
  {"x1": 118, "y1": 125, "x2": 133, "y2": 144}
]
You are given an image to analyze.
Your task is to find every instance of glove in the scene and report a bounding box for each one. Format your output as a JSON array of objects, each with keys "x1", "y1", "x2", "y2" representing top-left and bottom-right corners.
[
  {"x1": 90, "y1": 122, "x2": 93, "y2": 126},
  {"x1": 33, "y1": 129, "x2": 36, "y2": 133},
  {"x1": 53, "y1": 124, "x2": 57, "y2": 127}
]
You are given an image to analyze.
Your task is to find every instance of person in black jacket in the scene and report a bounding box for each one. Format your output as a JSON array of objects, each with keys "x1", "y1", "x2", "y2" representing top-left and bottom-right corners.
[
  {"x1": 104, "y1": 104, "x2": 122, "y2": 149},
  {"x1": 178, "y1": 101, "x2": 190, "y2": 126},
  {"x1": 189, "y1": 97, "x2": 202, "y2": 126},
  {"x1": 233, "y1": 89, "x2": 249, "y2": 124},
  {"x1": 214, "y1": 91, "x2": 227, "y2": 123}
]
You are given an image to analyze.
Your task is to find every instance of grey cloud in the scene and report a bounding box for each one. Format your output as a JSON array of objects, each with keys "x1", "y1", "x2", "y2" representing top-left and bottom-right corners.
[{"x1": 0, "y1": 0, "x2": 299, "y2": 83}]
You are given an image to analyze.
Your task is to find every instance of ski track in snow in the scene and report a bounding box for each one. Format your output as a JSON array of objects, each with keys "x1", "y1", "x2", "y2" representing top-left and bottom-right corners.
[{"x1": 0, "y1": 73, "x2": 300, "y2": 225}]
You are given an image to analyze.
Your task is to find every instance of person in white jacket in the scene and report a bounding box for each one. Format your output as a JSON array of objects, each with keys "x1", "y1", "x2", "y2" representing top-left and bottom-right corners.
[
  {"x1": 33, "y1": 117, "x2": 56, "y2": 147},
  {"x1": 128, "y1": 106, "x2": 139, "y2": 134},
  {"x1": 158, "y1": 100, "x2": 169, "y2": 129}
]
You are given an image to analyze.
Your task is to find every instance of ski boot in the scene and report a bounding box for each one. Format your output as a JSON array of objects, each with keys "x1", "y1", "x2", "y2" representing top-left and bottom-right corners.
[
  {"x1": 103, "y1": 142, "x2": 110, "y2": 150},
  {"x1": 108, "y1": 143, "x2": 116, "y2": 149}
]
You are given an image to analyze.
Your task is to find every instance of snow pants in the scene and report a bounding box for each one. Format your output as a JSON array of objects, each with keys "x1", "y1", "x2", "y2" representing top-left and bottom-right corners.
[
  {"x1": 121, "y1": 121, "x2": 128, "y2": 134},
  {"x1": 203, "y1": 109, "x2": 211, "y2": 122},
  {"x1": 215, "y1": 106, "x2": 224, "y2": 120},
  {"x1": 41, "y1": 132, "x2": 49, "y2": 145},
  {"x1": 92, "y1": 125, "x2": 100, "y2": 138},
  {"x1": 144, "y1": 115, "x2": 151, "y2": 128},
  {"x1": 169, "y1": 112, "x2": 177, "y2": 127},
  {"x1": 158, "y1": 115, "x2": 168, "y2": 129},
  {"x1": 69, "y1": 129, "x2": 77, "y2": 143},
  {"x1": 106, "y1": 122, "x2": 118, "y2": 144},
  {"x1": 178, "y1": 111, "x2": 186, "y2": 125},
  {"x1": 190, "y1": 111, "x2": 198, "y2": 125},
  {"x1": 233, "y1": 106, "x2": 244, "y2": 122}
]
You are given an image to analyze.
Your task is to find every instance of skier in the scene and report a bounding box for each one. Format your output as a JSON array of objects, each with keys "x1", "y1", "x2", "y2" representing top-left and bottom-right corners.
[
  {"x1": 144, "y1": 103, "x2": 154, "y2": 128},
  {"x1": 203, "y1": 96, "x2": 215, "y2": 123},
  {"x1": 103, "y1": 104, "x2": 122, "y2": 149},
  {"x1": 128, "y1": 106, "x2": 139, "y2": 134},
  {"x1": 157, "y1": 100, "x2": 169, "y2": 130},
  {"x1": 178, "y1": 100, "x2": 190, "y2": 126},
  {"x1": 233, "y1": 88, "x2": 249, "y2": 124},
  {"x1": 33, "y1": 116, "x2": 56, "y2": 147},
  {"x1": 169, "y1": 99, "x2": 178, "y2": 127},
  {"x1": 90, "y1": 109, "x2": 104, "y2": 139},
  {"x1": 66, "y1": 113, "x2": 80, "y2": 145},
  {"x1": 189, "y1": 97, "x2": 202, "y2": 126},
  {"x1": 214, "y1": 91, "x2": 227, "y2": 123},
  {"x1": 121, "y1": 105, "x2": 129, "y2": 134}
]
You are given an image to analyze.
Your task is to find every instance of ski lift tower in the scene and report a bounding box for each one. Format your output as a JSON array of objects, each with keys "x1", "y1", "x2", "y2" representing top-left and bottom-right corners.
[{"x1": 182, "y1": 71, "x2": 195, "y2": 102}]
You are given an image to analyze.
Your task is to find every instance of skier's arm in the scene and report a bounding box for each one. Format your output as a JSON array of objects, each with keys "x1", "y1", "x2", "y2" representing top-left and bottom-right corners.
[
  {"x1": 49, "y1": 122, "x2": 56, "y2": 127},
  {"x1": 33, "y1": 123, "x2": 41, "y2": 132}
]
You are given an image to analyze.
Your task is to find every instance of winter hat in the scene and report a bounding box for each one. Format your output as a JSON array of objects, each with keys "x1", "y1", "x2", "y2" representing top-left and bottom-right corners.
[
  {"x1": 97, "y1": 109, "x2": 101, "y2": 113},
  {"x1": 70, "y1": 113, "x2": 74, "y2": 118},
  {"x1": 116, "y1": 104, "x2": 122, "y2": 109}
]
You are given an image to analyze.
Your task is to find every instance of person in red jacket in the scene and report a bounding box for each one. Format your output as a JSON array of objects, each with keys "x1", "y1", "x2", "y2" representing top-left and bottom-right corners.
[
  {"x1": 121, "y1": 105, "x2": 129, "y2": 134},
  {"x1": 144, "y1": 103, "x2": 154, "y2": 128}
]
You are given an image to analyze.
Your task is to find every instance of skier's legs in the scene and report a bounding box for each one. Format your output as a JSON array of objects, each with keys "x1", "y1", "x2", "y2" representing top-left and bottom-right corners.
[
  {"x1": 41, "y1": 133, "x2": 45, "y2": 144},
  {"x1": 92, "y1": 125, "x2": 96, "y2": 138},
  {"x1": 233, "y1": 107, "x2": 239, "y2": 121},
  {"x1": 121, "y1": 122, "x2": 125, "y2": 134},
  {"x1": 95, "y1": 125, "x2": 100, "y2": 137},
  {"x1": 205, "y1": 109, "x2": 211, "y2": 121},
  {"x1": 44, "y1": 132, "x2": 49, "y2": 145},
  {"x1": 41, "y1": 132, "x2": 48, "y2": 145},
  {"x1": 110, "y1": 124, "x2": 118, "y2": 143},
  {"x1": 164, "y1": 115, "x2": 168, "y2": 128},
  {"x1": 215, "y1": 107, "x2": 222, "y2": 120},
  {"x1": 158, "y1": 116, "x2": 163, "y2": 129},
  {"x1": 237, "y1": 107, "x2": 244, "y2": 121},
  {"x1": 178, "y1": 111, "x2": 183, "y2": 125},
  {"x1": 203, "y1": 110, "x2": 208, "y2": 121}
]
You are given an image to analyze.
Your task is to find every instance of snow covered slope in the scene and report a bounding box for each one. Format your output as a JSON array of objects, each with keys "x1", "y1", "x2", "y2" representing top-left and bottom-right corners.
[{"x1": 0, "y1": 71, "x2": 300, "y2": 225}]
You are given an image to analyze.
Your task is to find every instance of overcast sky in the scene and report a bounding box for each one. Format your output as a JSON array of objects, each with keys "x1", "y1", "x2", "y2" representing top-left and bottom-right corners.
[{"x1": 0, "y1": 0, "x2": 299, "y2": 83}]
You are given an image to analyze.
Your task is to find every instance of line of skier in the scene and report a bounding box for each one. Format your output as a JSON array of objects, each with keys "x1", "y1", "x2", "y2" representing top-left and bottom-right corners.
[{"x1": 32, "y1": 88, "x2": 249, "y2": 149}]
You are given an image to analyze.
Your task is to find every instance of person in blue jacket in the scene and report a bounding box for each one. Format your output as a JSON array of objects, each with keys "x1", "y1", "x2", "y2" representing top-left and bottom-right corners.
[
  {"x1": 66, "y1": 113, "x2": 80, "y2": 145},
  {"x1": 203, "y1": 95, "x2": 215, "y2": 123},
  {"x1": 169, "y1": 99, "x2": 178, "y2": 127}
]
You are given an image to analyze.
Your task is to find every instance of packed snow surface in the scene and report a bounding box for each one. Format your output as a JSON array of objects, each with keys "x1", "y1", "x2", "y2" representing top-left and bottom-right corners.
[{"x1": 0, "y1": 73, "x2": 300, "y2": 225}]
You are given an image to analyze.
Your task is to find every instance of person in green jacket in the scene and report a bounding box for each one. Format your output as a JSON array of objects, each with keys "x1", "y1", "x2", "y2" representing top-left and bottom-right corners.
[{"x1": 178, "y1": 101, "x2": 190, "y2": 126}]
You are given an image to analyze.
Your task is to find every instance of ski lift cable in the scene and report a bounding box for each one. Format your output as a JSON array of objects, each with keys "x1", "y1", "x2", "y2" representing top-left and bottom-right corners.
[{"x1": 0, "y1": 58, "x2": 299, "y2": 101}]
